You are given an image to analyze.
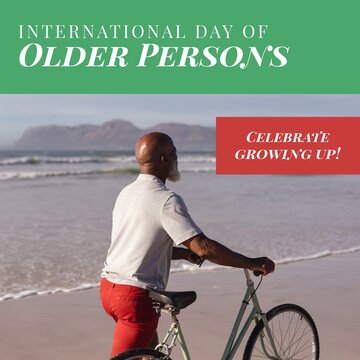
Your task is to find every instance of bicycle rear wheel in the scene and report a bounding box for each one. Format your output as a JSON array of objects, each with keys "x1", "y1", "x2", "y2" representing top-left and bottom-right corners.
[
  {"x1": 111, "y1": 348, "x2": 171, "y2": 360},
  {"x1": 243, "y1": 303, "x2": 319, "y2": 360}
]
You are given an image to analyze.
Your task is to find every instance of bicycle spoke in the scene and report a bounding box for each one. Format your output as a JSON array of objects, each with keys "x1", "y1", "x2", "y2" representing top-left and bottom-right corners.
[
  {"x1": 280, "y1": 312, "x2": 307, "y2": 356},
  {"x1": 254, "y1": 334, "x2": 274, "y2": 356},
  {"x1": 245, "y1": 306, "x2": 319, "y2": 360},
  {"x1": 281, "y1": 316, "x2": 314, "y2": 358},
  {"x1": 284, "y1": 325, "x2": 310, "y2": 356}
]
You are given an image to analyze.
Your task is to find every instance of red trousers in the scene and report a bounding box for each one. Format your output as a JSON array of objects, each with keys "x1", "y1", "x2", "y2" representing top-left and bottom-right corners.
[{"x1": 100, "y1": 278, "x2": 160, "y2": 358}]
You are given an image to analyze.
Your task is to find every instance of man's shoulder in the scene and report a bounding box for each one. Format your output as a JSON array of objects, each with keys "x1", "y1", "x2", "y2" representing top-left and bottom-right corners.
[
  {"x1": 120, "y1": 176, "x2": 177, "y2": 202},
  {"x1": 162, "y1": 192, "x2": 189, "y2": 212}
]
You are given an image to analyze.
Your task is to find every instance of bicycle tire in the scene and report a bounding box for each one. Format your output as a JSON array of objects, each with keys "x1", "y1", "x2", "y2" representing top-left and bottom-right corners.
[
  {"x1": 243, "y1": 303, "x2": 319, "y2": 360},
  {"x1": 111, "y1": 348, "x2": 171, "y2": 360}
]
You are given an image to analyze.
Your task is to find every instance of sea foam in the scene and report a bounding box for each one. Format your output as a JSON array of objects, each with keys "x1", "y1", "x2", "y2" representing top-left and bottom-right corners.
[{"x1": 1, "y1": 246, "x2": 359, "y2": 302}]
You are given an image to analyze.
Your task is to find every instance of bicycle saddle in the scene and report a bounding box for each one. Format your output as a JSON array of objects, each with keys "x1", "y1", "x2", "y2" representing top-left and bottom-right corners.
[{"x1": 149, "y1": 289, "x2": 197, "y2": 309}]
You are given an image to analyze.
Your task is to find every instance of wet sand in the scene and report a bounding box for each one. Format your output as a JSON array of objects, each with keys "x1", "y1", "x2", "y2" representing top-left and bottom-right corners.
[{"x1": 0, "y1": 252, "x2": 359, "y2": 359}]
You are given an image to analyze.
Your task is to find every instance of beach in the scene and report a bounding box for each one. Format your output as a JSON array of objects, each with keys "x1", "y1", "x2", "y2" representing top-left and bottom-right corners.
[
  {"x1": 0, "y1": 251, "x2": 359, "y2": 359},
  {"x1": 1, "y1": 152, "x2": 360, "y2": 302}
]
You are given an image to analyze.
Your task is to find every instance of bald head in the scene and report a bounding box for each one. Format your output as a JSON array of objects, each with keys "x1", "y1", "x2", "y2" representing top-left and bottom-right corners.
[
  {"x1": 135, "y1": 132, "x2": 179, "y2": 182},
  {"x1": 135, "y1": 132, "x2": 174, "y2": 165}
]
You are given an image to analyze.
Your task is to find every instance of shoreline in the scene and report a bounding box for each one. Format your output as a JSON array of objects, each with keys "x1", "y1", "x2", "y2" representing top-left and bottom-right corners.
[
  {"x1": 2, "y1": 246, "x2": 360, "y2": 302},
  {"x1": 0, "y1": 251, "x2": 359, "y2": 359}
]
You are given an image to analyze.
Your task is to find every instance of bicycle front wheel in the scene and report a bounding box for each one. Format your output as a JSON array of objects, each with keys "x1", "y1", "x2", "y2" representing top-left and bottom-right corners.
[
  {"x1": 111, "y1": 348, "x2": 171, "y2": 360},
  {"x1": 243, "y1": 303, "x2": 319, "y2": 360}
]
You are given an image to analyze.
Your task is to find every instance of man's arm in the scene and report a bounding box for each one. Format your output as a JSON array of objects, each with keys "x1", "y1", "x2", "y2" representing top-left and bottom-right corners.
[{"x1": 182, "y1": 233, "x2": 275, "y2": 275}]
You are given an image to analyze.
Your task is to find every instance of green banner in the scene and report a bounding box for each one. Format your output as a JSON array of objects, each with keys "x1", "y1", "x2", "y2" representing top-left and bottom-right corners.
[{"x1": 1, "y1": 0, "x2": 359, "y2": 93}]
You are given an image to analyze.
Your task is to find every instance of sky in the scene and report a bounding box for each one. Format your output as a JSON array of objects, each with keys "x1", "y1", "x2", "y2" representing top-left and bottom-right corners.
[{"x1": 0, "y1": 94, "x2": 360, "y2": 147}]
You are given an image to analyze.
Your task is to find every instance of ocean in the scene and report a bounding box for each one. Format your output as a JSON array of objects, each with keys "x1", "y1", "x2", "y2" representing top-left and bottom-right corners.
[{"x1": 0, "y1": 150, "x2": 359, "y2": 301}]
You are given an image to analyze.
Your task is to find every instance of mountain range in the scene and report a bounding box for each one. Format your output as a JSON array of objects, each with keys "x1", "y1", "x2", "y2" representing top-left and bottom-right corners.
[{"x1": 13, "y1": 120, "x2": 216, "y2": 151}]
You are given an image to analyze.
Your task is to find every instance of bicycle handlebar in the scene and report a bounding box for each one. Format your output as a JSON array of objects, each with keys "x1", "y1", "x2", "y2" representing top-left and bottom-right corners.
[{"x1": 244, "y1": 268, "x2": 264, "y2": 281}]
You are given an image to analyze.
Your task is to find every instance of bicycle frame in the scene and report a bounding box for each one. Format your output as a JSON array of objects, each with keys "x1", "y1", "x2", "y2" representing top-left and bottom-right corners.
[
  {"x1": 156, "y1": 269, "x2": 281, "y2": 360},
  {"x1": 155, "y1": 310, "x2": 191, "y2": 359}
]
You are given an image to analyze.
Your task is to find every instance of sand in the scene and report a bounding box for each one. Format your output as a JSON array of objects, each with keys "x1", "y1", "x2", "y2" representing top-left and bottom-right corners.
[{"x1": 0, "y1": 252, "x2": 359, "y2": 359}]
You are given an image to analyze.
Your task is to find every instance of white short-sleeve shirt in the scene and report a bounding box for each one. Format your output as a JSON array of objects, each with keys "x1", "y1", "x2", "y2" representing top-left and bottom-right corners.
[{"x1": 101, "y1": 174, "x2": 202, "y2": 290}]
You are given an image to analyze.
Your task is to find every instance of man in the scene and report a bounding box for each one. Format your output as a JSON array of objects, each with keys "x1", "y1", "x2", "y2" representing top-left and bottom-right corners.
[{"x1": 100, "y1": 132, "x2": 275, "y2": 358}]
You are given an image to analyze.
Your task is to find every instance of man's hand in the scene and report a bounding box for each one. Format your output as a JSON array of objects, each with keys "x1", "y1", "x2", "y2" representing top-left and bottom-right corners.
[
  {"x1": 186, "y1": 251, "x2": 204, "y2": 266},
  {"x1": 249, "y1": 257, "x2": 275, "y2": 276},
  {"x1": 172, "y1": 247, "x2": 204, "y2": 266}
]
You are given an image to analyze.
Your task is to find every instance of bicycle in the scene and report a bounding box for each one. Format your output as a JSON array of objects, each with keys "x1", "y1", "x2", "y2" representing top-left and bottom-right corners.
[{"x1": 112, "y1": 269, "x2": 320, "y2": 360}]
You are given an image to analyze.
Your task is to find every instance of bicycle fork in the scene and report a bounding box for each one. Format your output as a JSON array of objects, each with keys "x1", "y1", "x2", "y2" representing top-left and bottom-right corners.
[{"x1": 250, "y1": 290, "x2": 281, "y2": 360}]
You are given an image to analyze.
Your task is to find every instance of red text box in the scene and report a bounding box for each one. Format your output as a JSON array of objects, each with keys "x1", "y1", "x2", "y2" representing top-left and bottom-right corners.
[{"x1": 216, "y1": 117, "x2": 360, "y2": 174}]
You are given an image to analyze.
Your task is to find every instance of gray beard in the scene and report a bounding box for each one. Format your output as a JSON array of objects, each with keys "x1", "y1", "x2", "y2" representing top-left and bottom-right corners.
[{"x1": 168, "y1": 161, "x2": 181, "y2": 182}]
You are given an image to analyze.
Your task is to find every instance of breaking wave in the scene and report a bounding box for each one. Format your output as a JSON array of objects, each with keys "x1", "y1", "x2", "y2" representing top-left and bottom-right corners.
[
  {"x1": 0, "y1": 167, "x2": 215, "y2": 181},
  {"x1": 0, "y1": 167, "x2": 140, "y2": 180},
  {"x1": 0, "y1": 156, "x2": 113, "y2": 166},
  {"x1": 1, "y1": 246, "x2": 359, "y2": 302}
]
